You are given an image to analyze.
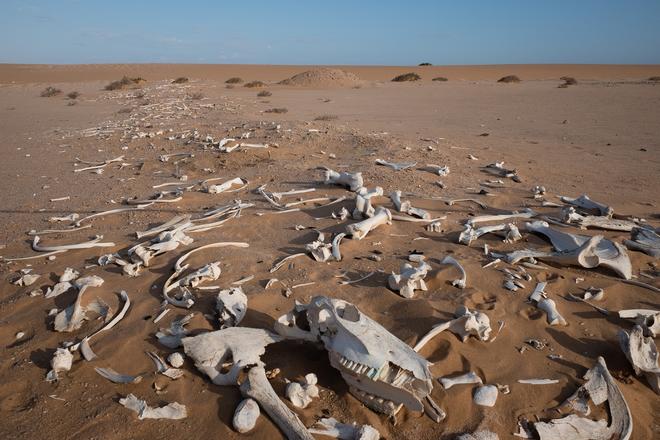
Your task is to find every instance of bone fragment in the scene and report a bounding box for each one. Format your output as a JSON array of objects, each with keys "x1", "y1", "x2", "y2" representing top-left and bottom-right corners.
[
  {"x1": 426, "y1": 164, "x2": 450, "y2": 176},
  {"x1": 481, "y1": 162, "x2": 520, "y2": 182},
  {"x1": 414, "y1": 306, "x2": 491, "y2": 352},
  {"x1": 53, "y1": 276, "x2": 105, "y2": 332},
  {"x1": 354, "y1": 186, "x2": 383, "y2": 219},
  {"x1": 441, "y1": 255, "x2": 467, "y2": 288},
  {"x1": 285, "y1": 373, "x2": 319, "y2": 408},
  {"x1": 559, "y1": 194, "x2": 613, "y2": 217},
  {"x1": 618, "y1": 325, "x2": 660, "y2": 394},
  {"x1": 439, "y1": 371, "x2": 483, "y2": 389},
  {"x1": 375, "y1": 159, "x2": 416, "y2": 171},
  {"x1": 12, "y1": 272, "x2": 40, "y2": 287},
  {"x1": 390, "y1": 190, "x2": 430, "y2": 219},
  {"x1": 346, "y1": 207, "x2": 392, "y2": 240},
  {"x1": 529, "y1": 282, "x2": 567, "y2": 326},
  {"x1": 217, "y1": 287, "x2": 247, "y2": 328},
  {"x1": 388, "y1": 257, "x2": 430, "y2": 298},
  {"x1": 466, "y1": 208, "x2": 536, "y2": 226},
  {"x1": 517, "y1": 379, "x2": 559, "y2": 385},
  {"x1": 32, "y1": 235, "x2": 115, "y2": 252},
  {"x1": 204, "y1": 177, "x2": 248, "y2": 194},
  {"x1": 270, "y1": 252, "x2": 306, "y2": 273},
  {"x1": 323, "y1": 169, "x2": 363, "y2": 191},
  {"x1": 74, "y1": 155, "x2": 124, "y2": 173},
  {"x1": 46, "y1": 348, "x2": 73, "y2": 382},
  {"x1": 156, "y1": 313, "x2": 194, "y2": 348},
  {"x1": 426, "y1": 221, "x2": 442, "y2": 232},
  {"x1": 168, "y1": 352, "x2": 185, "y2": 368},
  {"x1": 74, "y1": 204, "x2": 150, "y2": 227},
  {"x1": 446, "y1": 198, "x2": 488, "y2": 209},
  {"x1": 95, "y1": 367, "x2": 142, "y2": 384},
  {"x1": 233, "y1": 398, "x2": 260, "y2": 433},
  {"x1": 308, "y1": 418, "x2": 380, "y2": 440},
  {"x1": 457, "y1": 431, "x2": 499, "y2": 440},
  {"x1": 49, "y1": 213, "x2": 79, "y2": 223},
  {"x1": 560, "y1": 206, "x2": 636, "y2": 231},
  {"x1": 624, "y1": 227, "x2": 660, "y2": 257},
  {"x1": 135, "y1": 214, "x2": 191, "y2": 239},
  {"x1": 473, "y1": 385, "x2": 498, "y2": 407},
  {"x1": 119, "y1": 394, "x2": 187, "y2": 420}
]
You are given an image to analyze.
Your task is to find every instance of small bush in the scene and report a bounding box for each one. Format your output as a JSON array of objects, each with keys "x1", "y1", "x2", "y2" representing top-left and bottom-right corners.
[
  {"x1": 392, "y1": 72, "x2": 421, "y2": 82},
  {"x1": 257, "y1": 90, "x2": 272, "y2": 97},
  {"x1": 190, "y1": 92, "x2": 204, "y2": 100},
  {"x1": 560, "y1": 76, "x2": 577, "y2": 85},
  {"x1": 244, "y1": 80, "x2": 265, "y2": 88},
  {"x1": 172, "y1": 77, "x2": 189, "y2": 84},
  {"x1": 226, "y1": 84, "x2": 235, "y2": 89},
  {"x1": 418, "y1": 62, "x2": 432, "y2": 66},
  {"x1": 648, "y1": 76, "x2": 660, "y2": 81},
  {"x1": 265, "y1": 107, "x2": 288, "y2": 114},
  {"x1": 432, "y1": 77, "x2": 448, "y2": 82},
  {"x1": 314, "y1": 114, "x2": 338, "y2": 121},
  {"x1": 67, "y1": 91, "x2": 80, "y2": 99},
  {"x1": 225, "y1": 77, "x2": 243, "y2": 84},
  {"x1": 40, "y1": 86, "x2": 61, "y2": 97},
  {"x1": 105, "y1": 76, "x2": 144, "y2": 91},
  {"x1": 497, "y1": 75, "x2": 520, "y2": 83}
]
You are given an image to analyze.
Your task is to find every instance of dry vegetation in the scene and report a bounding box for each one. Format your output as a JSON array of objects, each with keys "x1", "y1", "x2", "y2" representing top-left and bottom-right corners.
[
  {"x1": 244, "y1": 80, "x2": 266, "y2": 88},
  {"x1": 392, "y1": 72, "x2": 421, "y2": 82},
  {"x1": 172, "y1": 77, "x2": 189, "y2": 84},
  {"x1": 40, "y1": 86, "x2": 61, "y2": 97},
  {"x1": 225, "y1": 77, "x2": 243, "y2": 84},
  {"x1": 432, "y1": 77, "x2": 448, "y2": 82},
  {"x1": 648, "y1": 76, "x2": 660, "y2": 81},
  {"x1": 264, "y1": 107, "x2": 288, "y2": 113},
  {"x1": 67, "y1": 91, "x2": 80, "y2": 99},
  {"x1": 418, "y1": 62, "x2": 432, "y2": 66},
  {"x1": 558, "y1": 76, "x2": 578, "y2": 88},
  {"x1": 257, "y1": 90, "x2": 272, "y2": 97},
  {"x1": 497, "y1": 75, "x2": 521, "y2": 83},
  {"x1": 314, "y1": 114, "x2": 338, "y2": 121},
  {"x1": 104, "y1": 76, "x2": 145, "y2": 91}
]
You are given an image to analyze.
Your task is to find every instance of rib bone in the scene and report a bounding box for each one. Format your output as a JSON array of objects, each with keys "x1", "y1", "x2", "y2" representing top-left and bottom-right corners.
[{"x1": 440, "y1": 255, "x2": 467, "y2": 288}]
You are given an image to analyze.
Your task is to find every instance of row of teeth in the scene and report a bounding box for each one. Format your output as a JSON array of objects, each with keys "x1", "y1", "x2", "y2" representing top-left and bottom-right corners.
[
  {"x1": 351, "y1": 387, "x2": 398, "y2": 413},
  {"x1": 337, "y1": 355, "x2": 379, "y2": 379}
]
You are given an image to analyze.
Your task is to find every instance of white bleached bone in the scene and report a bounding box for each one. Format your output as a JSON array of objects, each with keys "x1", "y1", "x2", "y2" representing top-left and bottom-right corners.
[
  {"x1": 481, "y1": 162, "x2": 520, "y2": 182},
  {"x1": 74, "y1": 155, "x2": 124, "y2": 173},
  {"x1": 332, "y1": 233, "x2": 346, "y2": 261},
  {"x1": 529, "y1": 282, "x2": 567, "y2": 326},
  {"x1": 426, "y1": 164, "x2": 450, "y2": 176},
  {"x1": 168, "y1": 352, "x2": 185, "y2": 368},
  {"x1": 59, "y1": 267, "x2": 80, "y2": 283},
  {"x1": 98, "y1": 253, "x2": 142, "y2": 277},
  {"x1": 457, "y1": 431, "x2": 499, "y2": 440},
  {"x1": 332, "y1": 206, "x2": 350, "y2": 220},
  {"x1": 624, "y1": 227, "x2": 660, "y2": 257},
  {"x1": 78, "y1": 290, "x2": 131, "y2": 360},
  {"x1": 560, "y1": 206, "x2": 636, "y2": 231},
  {"x1": 426, "y1": 220, "x2": 442, "y2": 232},
  {"x1": 560, "y1": 194, "x2": 613, "y2": 217},
  {"x1": 49, "y1": 213, "x2": 79, "y2": 223},
  {"x1": 74, "y1": 204, "x2": 151, "y2": 227},
  {"x1": 440, "y1": 255, "x2": 466, "y2": 288},
  {"x1": 473, "y1": 385, "x2": 498, "y2": 407},
  {"x1": 126, "y1": 190, "x2": 183, "y2": 205},
  {"x1": 204, "y1": 177, "x2": 248, "y2": 194},
  {"x1": 46, "y1": 347, "x2": 73, "y2": 382},
  {"x1": 12, "y1": 271, "x2": 40, "y2": 287},
  {"x1": 439, "y1": 371, "x2": 483, "y2": 389},
  {"x1": 390, "y1": 190, "x2": 430, "y2": 219},
  {"x1": 308, "y1": 418, "x2": 380, "y2": 440},
  {"x1": 156, "y1": 313, "x2": 194, "y2": 348},
  {"x1": 466, "y1": 208, "x2": 536, "y2": 226},
  {"x1": 216, "y1": 286, "x2": 248, "y2": 328},
  {"x1": 388, "y1": 257, "x2": 431, "y2": 298},
  {"x1": 533, "y1": 357, "x2": 631, "y2": 440},
  {"x1": 618, "y1": 325, "x2": 660, "y2": 394},
  {"x1": 323, "y1": 169, "x2": 363, "y2": 191},
  {"x1": 446, "y1": 198, "x2": 488, "y2": 209},
  {"x1": 414, "y1": 306, "x2": 492, "y2": 350},
  {"x1": 618, "y1": 309, "x2": 660, "y2": 337},
  {"x1": 346, "y1": 207, "x2": 392, "y2": 240},
  {"x1": 146, "y1": 351, "x2": 184, "y2": 379},
  {"x1": 158, "y1": 152, "x2": 194, "y2": 162},
  {"x1": 375, "y1": 159, "x2": 416, "y2": 171},
  {"x1": 353, "y1": 186, "x2": 383, "y2": 219},
  {"x1": 53, "y1": 276, "x2": 105, "y2": 332},
  {"x1": 95, "y1": 367, "x2": 142, "y2": 384},
  {"x1": 32, "y1": 235, "x2": 115, "y2": 252},
  {"x1": 119, "y1": 394, "x2": 187, "y2": 420},
  {"x1": 233, "y1": 398, "x2": 260, "y2": 433},
  {"x1": 285, "y1": 373, "x2": 319, "y2": 409},
  {"x1": 135, "y1": 214, "x2": 191, "y2": 240},
  {"x1": 458, "y1": 223, "x2": 506, "y2": 245},
  {"x1": 275, "y1": 297, "x2": 444, "y2": 422},
  {"x1": 305, "y1": 232, "x2": 333, "y2": 262},
  {"x1": 28, "y1": 224, "x2": 92, "y2": 236}
]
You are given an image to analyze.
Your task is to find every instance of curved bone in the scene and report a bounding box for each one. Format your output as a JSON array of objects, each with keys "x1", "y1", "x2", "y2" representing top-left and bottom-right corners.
[
  {"x1": 135, "y1": 214, "x2": 191, "y2": 239},
  {"x1": 46, "y1": 347, "x2": 73, "y2": 382},
  {"x1": 530, "y1": 282, "x2": 567, "y2": 326},
  {"x1": 440, "y1": 255, "x2": 466, "y2": 288},
  {"x1": 524, "y1": 221, "x2": 632, "y2": 279},
  {"x1": 390, "y1": 190, "x2": 430, "y2": 219},
  {"x1": 126, "y1": 191, "x2": 183, "y2": 205},
  {"x1": 439, "y1": 371, "x2": 483, "y2": 389},
  {"x1": 270, "y1": 252, "x2": 306, "y2": 272},
  {"x1": 388, "y1": 258, "x2": 430, "y2": 298},
  {"x1": 624, "y1": 227, "x2": 660, "y2": 257},
  {"x1": 618, "y1": 325, "x2": 660, "y2": 394},
  {"x1": 95, "y1": 367, "x2": 142, "y2": 384},
  {"x1": 323, "y1": 169, "x2": 363, "y2": 191},
  {"x1": 534, "y1": 357, "x2": 631, "y2": 440},
  {"x1": 331, "y1": 233, "x2": 346, "y2": 261},
  {"x1": 157, "y1": 313, "x2": 194, "y2": 348},
  {"x1": 74, "y1": 204, "x2": 151, "y2": 226},
  {"x1": 375, "y1": 159, "x2": 416, "y2": 171},
  {"x1": 560, "y1": 206, "x2": 636, "y2": 231},
  {"x1": 308, "y1": 418, "x2": 380, "y2": 440},
  {"x1": 233, "y1": 398, "x2": 260, "y2": 433},
  {"x1": 216, "y1": 286, "x2": 247, "y2": 328},
  {"x1": 285, "y1": 373, "x2": 319, "y2": 408},
  {"x1": 77, "y1": 290, "x2": 131, "y2": 360},
  {"x1": 53, "y1": 276, "x2": 105, "y2": 332},
  {"x1": 354, "y1": 186, "x2": 383, "y2": 219},
  {"x1": 414, "y1": 306, "x2": 491, "y2": 350},
  {"x1": 466, "y1": 208, "x2": 536, "y2": 226},
  {"x1": 119, "y1": 394, "x2": 187, "y2": 420},
  {"x1": 32, "y1": 235, "x2": 115, "y2": 252},
  {"x1": 346, "y1": 207, "x2": 391, "y2": 240},
  {"x1": 274, "y1": 297, "x2": 441, "y2": 422},
  {"x1": 559, "y1": 194, "x2": 613, "y2": 217},
  {"x1": 28, "y1": 224, "x2": 92, "y2": 236}
]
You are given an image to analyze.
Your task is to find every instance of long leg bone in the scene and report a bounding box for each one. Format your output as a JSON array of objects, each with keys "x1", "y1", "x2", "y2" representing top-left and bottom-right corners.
[
  {"x1": 439, "y1": 371, "x2": 483, "y2": 389},
  {"x1": 346, "y1": 207, "x2": 392, "y2": 240},
  {"x1": 466, "y1": 208, "x2": 536, "y2": 226},
  {"x1": 390, "y1": 190, "x2": 430, "y2": 219},
  {"x1": 323, "y1": 168, "x2": 363, "y2": 191}
]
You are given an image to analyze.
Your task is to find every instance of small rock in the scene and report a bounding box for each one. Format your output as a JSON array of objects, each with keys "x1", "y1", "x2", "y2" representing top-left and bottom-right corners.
[
  {"x1": 168, "y1": 352, "x2": 184, "y2": 368},
  {"x1": 473, "y1": 385, "x2": 498, "y2": 407}
]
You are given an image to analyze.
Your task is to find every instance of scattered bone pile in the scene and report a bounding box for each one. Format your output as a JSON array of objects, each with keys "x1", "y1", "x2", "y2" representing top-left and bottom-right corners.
[{"x1": 1, "y1": 78, "x2": 659, "y2": 440}]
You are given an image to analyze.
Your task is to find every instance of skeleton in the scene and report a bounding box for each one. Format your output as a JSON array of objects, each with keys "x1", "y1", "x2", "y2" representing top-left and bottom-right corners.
[
  {"x1": 533, "y1": 357, "x2": 632, "y2": 440},
  {"x1": 375, "y1": 159, "x2": 416, "y2": 171},
  {"x1": 182, "y1": 328, "x2": 314, "y2": 440},
  {"x1": 414, "y1": 306, "x2": 492, "y2": 350},
  {"x1": 233, "y1": 398, "x2": 260, "y2": 433},
  {"x1": 388, "y1": 256, "x2": 431, "y2": 298},
  {"x1": 440, "y1": 255, "x2": 467, "y2": 288},
  {"x1": 285, "y1": 373, "x2": 319, "y2": 408},
  {"x1": 560, "y1": 206, "x2": 636, "y2": 231},
  {"x1": 529, "y1": 282, "x2": 567, "y2": 326},
  {"x1": 353, "y1": 186, "x2": 383, "y2": 219},
  {"x1": 345, "y1": 207, "x2": 392, "y2": 240},
  {"x1": 323, "y1": 169, "x2": 364, "y2": 191},
  {"x1": 481, "y1": 162, "x2": 520, "y2": 182},
  {"x1": 119, "y1": 394, "x2": 187, "y2": 420},
  {"x1": 216, "y1": 286, "x2": 247, "y2": 328},
  {"x1": 46, "y1": 347, "x2": 73, "y2": 382},
  {"x1": 390, "y1": 190, "x2": 430, "y2": 219},
  {"x1": 618, "y1": 325, "x2": 660, "y2": 394},
  {"x1": 274, "y1": 297, "x2": 444, "y2": 422},
  {"x1": 560, "y1": 194, "x2": 613, "y2": 217},
  {"x1": 624, "y1": 227, "x2": 660, "y2": 257},
  {"x1": 439, "y1": 371, "x2": 483, "y2": 389},
  {"x1": 308, "y1": 418, "x2": 380, "y2": 440}
]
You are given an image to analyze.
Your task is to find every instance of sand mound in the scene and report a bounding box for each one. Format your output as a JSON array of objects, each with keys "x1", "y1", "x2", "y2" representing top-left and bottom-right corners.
[{"x1": 279, "y1": 68, "x2": 362, "y2": 87}]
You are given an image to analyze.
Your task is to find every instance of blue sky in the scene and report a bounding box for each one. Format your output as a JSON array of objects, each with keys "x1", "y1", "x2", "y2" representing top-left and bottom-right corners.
[{"x1": 1, "y1": 0, "x2": 659, "y2": 65}]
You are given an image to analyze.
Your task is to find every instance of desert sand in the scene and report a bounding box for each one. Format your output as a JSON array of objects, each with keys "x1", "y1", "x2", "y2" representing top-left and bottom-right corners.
[{"x1": 0, "y1": 64, "x2": 658, "y2": 440}]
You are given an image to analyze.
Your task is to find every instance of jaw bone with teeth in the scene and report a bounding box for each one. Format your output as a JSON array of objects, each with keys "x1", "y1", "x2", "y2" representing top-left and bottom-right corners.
[{"x1": 274, "y1": 296, "x2": 444, "y2": 422}]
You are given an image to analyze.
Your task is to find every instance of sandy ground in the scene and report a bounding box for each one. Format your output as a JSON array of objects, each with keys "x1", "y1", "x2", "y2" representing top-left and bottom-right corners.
[{"x1": 0, "y1": 64, "x2": 659, "y2": 440}]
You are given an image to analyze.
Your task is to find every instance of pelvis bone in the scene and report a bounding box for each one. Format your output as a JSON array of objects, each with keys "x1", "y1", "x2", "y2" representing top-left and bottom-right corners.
[{"x1": 274, "y1": 296, "x2": 444, "y2": 422}]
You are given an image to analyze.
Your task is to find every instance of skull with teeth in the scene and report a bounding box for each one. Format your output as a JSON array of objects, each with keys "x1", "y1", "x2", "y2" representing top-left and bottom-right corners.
[{"x1": 275, "y1": 296, "x2": 444, "y2": 421}]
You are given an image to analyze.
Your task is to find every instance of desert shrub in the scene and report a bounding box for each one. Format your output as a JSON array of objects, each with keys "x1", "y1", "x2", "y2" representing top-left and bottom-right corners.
[
  {"x1": 560, "y1": 76, "x2": 577, "y2": 85},
  {"x1": 418, "y1": 62, "x2": 432, "y2": 66},
  {"x1": 226, "y1": 84, "x2": 235, "y2": 89},
  {"x1": 432, "y1": 77, "x2": 448, "y2": 82},
  {"x1": 648, "y1": 76, "x2": 660, "y2": 81},
  {"x1": 105, "y1": 76, "x2": 144, "y2": 91},
  {"x1": 40, "y1": 86, "x2": 61, "y2": 97},
  {"x1": 190, "y1": 92, "x2": 204, "y2": 100},
  {"x1": 257, "y1": 90, "x2": 272, "y2": 97},
  {"x1": 244, "y1": 80, "x2": 265, "y2": 88},
  {"x1": 392, "y1": 72, "x2": 421, "y2": 82},
  {"x1": 314, "y1": 114, "x2": 338, "y2": 121},
  {"x1": 67, "y1": 91, "x2": 80, "y2": 99},
  {"x1": 172, "y1": 77, "x2": 189, "y2": 84},
  {"x1": 497, "y1": 75, "x2": 520, "y2": 83},
  {"x1": 264, "y1": 107, "x2": 288, "y2": 113},
  {"x1": 225, "y1": 77, "x2": 243, "y2": 84}
]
